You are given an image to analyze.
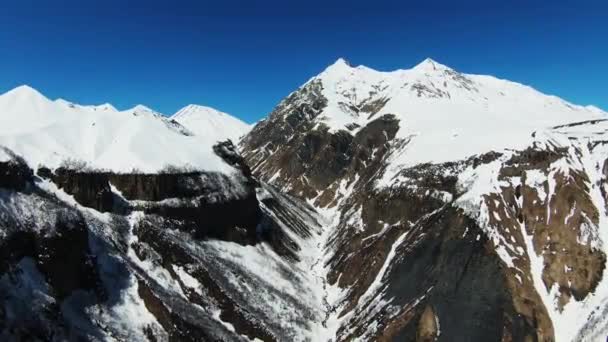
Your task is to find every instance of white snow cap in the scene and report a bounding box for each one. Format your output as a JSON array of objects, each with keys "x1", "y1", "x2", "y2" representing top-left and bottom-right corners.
[
  {"x1": 171, "y1": 104, "x2": 251, "y2": 143},
  {"x1": 0, "y1": 85, "x2": 245, "y2": 173},
  {"x1": 323, "y1": 57, "x2": 451, "y2": 75},
  {"x1": 4, "y1": 84, "x2": 44, "y2": 98},
  {"x1": 411, "y1": 57, "x2": 452, "y2": 72},
  {"x1": 130, "y1": 104, "x2": 155, "y2": 112},
  {"x1": 304, "y1": 58, "x2": 607, "y2": 182},
  {"x1": 328, "y1": 57, "x2": 352, "y2": 68}
]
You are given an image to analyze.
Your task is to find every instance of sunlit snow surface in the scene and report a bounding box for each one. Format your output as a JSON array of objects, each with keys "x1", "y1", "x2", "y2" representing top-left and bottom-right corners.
[
  {"x1": 0, "y1": 85, "x2": 248, "y2": 173},
  {"x1": 171, "y1": 104, "x2": 251, "y2": 143},
  {"x1": 301, "y1": 59, "x2": 604, "y2": 187}
]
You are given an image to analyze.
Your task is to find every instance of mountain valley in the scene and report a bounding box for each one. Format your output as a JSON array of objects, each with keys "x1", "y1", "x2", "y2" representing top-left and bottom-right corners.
[{"x1": 1, "y1": 58, "x2": 607, "y2": 341}]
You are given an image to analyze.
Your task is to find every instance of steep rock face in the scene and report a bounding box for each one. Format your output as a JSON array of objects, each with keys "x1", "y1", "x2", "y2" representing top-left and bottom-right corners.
[
  {"x1": 0, "y1": 167, "x2": 103, "y2": 340},
  {"x1": 36, "y1": 141, "x2": 263, "y2": 245},
  {"x1": 241, "y1": 77, "x2": 399, "y2": 203},
  {"x1": 346, "y1": 206, "x2": 536, "y2": 342},
  {"x1": 0, "y1": 148, "x2": 327, "y2": 341},
  {"x1": 240, "y1": 59, "x2": 608, "y2": 341},
  {"x1": 0, "y1": 210, "x2": 99, "y2": 301},
  {"x1": 0, "y1": 149, "x2": 33, "y2": 191},
  {"x1": 49, "y1": 167, "x2": 114, "y2": 212},
  {"x1": 320, "y1": 154, "x2": 557, "y2": 342},
  {"x1": 242, "y1": 79, "x2": 328, "y2": 197}
]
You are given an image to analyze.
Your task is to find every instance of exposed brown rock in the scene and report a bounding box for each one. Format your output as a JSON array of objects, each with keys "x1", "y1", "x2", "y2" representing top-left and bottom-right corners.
[
  {"x1": 498, "y1": 148, "x2": 606, "y2": 310},
  {"x1": 416, "y1": 305, "x2": 438, "y2": 342}
]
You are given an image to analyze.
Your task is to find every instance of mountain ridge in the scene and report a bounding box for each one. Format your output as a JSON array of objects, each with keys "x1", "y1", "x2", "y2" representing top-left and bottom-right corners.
[
  {"x1": 0, "y1": 85, "x2": 249, "y2": 173},
  {"x1": 240, "y1": 58, "x2": 608, "y2": 341},
  {"x1": 0, "y1": 59, "x2": 607, "y2": 341},
  {"x1": 291, "y1": 57, "x2": 605, "y2": 175}
]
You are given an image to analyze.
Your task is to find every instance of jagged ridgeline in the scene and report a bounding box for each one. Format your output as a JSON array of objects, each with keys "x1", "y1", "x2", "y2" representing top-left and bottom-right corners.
[{"x1": 1, "y1": 58, "x2": 608, "y2": 342}]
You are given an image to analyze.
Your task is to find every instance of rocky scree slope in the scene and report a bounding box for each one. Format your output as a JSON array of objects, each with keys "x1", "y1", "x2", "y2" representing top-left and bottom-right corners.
[{"x1": 240, "y1": 58, "x2": 608, "y2": 341}]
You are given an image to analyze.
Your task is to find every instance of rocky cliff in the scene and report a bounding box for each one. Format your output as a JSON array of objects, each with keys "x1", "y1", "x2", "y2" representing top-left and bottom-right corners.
[{"x1": 0, "y1": 142, "x2": 325, "y2": 341}]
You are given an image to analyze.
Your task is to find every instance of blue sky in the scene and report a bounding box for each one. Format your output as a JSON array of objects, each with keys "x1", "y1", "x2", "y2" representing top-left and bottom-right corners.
[{"x1": 0, "y1": 0, "x2": 606, "y2": 123}]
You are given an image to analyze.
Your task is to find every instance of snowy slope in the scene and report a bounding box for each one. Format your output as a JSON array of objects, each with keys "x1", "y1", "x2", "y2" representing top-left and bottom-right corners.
[
  {"x1": 241, "y1": 58, "x2": 608, "y2": 341},
  {"x1": 171, "y1": 104, "x2": 251, "y2": 143},
  {"x1": 303, "y1": 58, "x2": 605, "y2": 184},
  {"x1": 0, "y1": 85, "x2": 238, "y2": 173}
]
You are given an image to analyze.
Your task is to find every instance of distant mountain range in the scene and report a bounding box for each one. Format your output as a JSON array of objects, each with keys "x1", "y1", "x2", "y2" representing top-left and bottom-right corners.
[{"x1": 0, "y1": 85, "x2": 250, "y2": 172}]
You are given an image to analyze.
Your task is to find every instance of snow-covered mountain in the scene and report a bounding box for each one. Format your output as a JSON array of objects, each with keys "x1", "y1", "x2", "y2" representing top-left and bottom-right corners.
[
  {"x1": 247, "y1": 57, "x2": 602, "y2": 177},
  {"x1": 0, "y1": 85, "x2": 319, "y2": 341},
  {"x1": 0, "y1": 85, "x2": 246, "y2": 173},
  {"x1": 171, "y1": 104, "x2": 251, "y2": 143},
  {"x1": 241, "y1": 58, "x2": 608, "y2": 341},
  {"x1": 242, "y1": 57, "x2": 605, "y2": 195},
  {"x1": 1, "y1": 58, "x2": 608, "y2": 342}
]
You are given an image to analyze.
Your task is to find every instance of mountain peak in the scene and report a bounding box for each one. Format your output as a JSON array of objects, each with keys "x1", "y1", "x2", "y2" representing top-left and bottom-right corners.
[
  {"x1": 171, "y1": 104, "x2": 250, "y2": 142},
  {"x1": 2, "y1": 85, "x2": 49, "y2": 101},
  {"x1": 412, "y1": 58, "x2": 451, "y2": 72},
  {"x1": 334, "y1": 57, "x2": 352, "y2": 67},
  {"x1": 185, "y1": 104, "x2": 217, "y2": 112},
  {"x1": 11, "y1": 84, "x2": 39, "y2": 94},
  {"x1": 130, "y1": 104, "x2": 155, "y2": 113},
  {"x1": 322, "y1": 57, "x2": 354, "y2": 73},
  {"x1": 172, "y1": 104, "x2": 224, "y2": 120}
]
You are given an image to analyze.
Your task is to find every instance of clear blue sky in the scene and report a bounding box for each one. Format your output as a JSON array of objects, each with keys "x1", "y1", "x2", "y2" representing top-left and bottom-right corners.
[{"x1": 0, "y1": 0, "x2": 606, "y2": 123}]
